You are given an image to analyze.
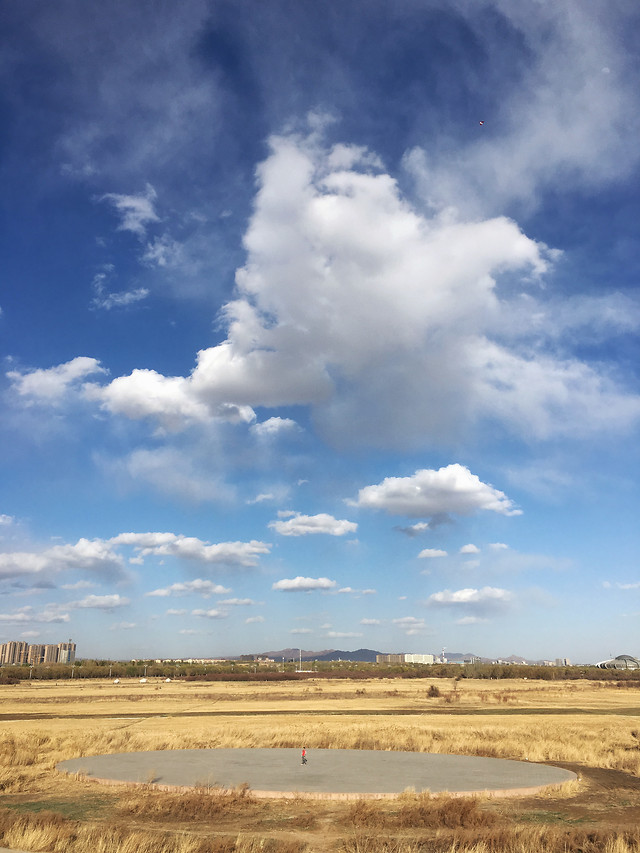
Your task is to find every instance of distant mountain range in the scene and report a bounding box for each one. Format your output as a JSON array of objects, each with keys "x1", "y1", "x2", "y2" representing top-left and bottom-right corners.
[
  {"x1": 256, "y1": 648, "x2": 548, "y2": 664},
  {"x1": 258, "y1": 647, "x2": 380, "y2": 662}
]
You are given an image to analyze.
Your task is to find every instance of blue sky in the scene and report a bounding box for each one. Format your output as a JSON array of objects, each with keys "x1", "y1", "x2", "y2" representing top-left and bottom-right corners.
[{"x1": 1, "y1": 1, "x2": 639, "y2": 663}]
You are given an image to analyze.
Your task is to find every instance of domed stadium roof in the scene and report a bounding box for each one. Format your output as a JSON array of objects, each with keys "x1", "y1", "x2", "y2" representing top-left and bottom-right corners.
[{"x1": 596, "y1": 654, "x2": 640, "y2": 670}]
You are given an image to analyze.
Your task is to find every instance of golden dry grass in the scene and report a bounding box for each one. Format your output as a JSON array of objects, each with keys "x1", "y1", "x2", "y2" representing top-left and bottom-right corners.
[{"x1": 1, "y1": 676, "x2": 640, "y2": 851}]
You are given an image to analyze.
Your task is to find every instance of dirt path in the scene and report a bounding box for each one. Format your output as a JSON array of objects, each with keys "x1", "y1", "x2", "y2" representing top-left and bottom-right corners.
[{"x1": 497, "y1": 761, "x2": 640, "y2": 830}]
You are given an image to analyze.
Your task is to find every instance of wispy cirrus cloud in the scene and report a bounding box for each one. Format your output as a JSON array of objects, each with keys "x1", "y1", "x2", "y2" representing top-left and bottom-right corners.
[
  {"x1": 100, "y1": 184, "x2": 159, "y2": 237},
  {"x1": 392, "y1": 616, "x2": 429, "y2": 636}
]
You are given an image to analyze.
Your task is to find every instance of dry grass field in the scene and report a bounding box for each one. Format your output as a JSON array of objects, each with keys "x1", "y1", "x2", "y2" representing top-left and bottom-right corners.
[{"x1": 1, "y1": 676, "x2": 640, "y2": 852}]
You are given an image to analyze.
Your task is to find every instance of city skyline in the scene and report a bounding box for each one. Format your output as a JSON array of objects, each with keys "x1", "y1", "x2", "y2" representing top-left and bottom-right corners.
[{"x1": 1, "y1": 2, "x2": 639, "y2": 662}]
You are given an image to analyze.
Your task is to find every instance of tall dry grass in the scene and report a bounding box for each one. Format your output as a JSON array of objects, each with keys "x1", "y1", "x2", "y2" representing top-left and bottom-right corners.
[
  {"x1": 0, "y1": 807, "x2": 305, "y2": 852},
  {"x1": 2, "y1": 678, "x2": 640, "y2": 852},
  {"x1": 339, "y1": 829, "x2": 640, "y2": 853},
  {"x1": 3, "y1": 677, "x2": 640, "y2": 791}
]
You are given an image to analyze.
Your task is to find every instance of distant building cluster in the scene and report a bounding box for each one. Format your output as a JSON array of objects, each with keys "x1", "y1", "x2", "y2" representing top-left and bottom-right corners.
[
  {"x1": 0, "y1": 639, "x2": 76, "y2": 666},
  {"x1": 376, "y1": 653, "x2": 572, "y2": 666}
]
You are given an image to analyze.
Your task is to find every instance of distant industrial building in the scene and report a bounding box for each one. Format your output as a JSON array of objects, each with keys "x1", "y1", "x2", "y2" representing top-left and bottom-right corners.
[
  {"x1": 376, "y1": 653, "x2": 434, "y2": 664},
  {"x1": 0, "y1": 639, "x2": 76, "y2": 665}
]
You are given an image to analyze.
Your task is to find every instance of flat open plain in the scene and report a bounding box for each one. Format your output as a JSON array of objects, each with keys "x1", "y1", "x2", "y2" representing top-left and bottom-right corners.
[{"x1": 1, "y1": 676, "x2": 640, "y2": 852}]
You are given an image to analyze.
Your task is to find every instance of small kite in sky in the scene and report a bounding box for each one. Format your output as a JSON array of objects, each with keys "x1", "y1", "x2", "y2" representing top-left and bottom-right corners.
[{"x1": 478, "y1": 120, "x2": 485, "y2": 125}]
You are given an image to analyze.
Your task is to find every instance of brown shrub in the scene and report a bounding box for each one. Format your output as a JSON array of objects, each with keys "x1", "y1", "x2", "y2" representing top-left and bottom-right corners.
[
  {"x1": 346, "y1": 799, "x2": 386, "y2": 829},
  {"x1": 394, "y1": 794, "x2": 499, "y2": 829},
  {"x1": 118, "y1": 785, "x2": 259, "y2": 821}
]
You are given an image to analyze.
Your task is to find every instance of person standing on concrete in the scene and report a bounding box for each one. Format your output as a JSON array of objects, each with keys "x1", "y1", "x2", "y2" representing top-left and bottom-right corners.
[{"x1": 301, "y1": 747, "x2": 307, "y2": 765}]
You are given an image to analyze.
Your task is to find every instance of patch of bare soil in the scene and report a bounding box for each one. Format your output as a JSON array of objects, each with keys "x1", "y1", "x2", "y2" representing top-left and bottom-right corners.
[{"x1": 497, "y1": 762, "x2": 640, "y2": 829}]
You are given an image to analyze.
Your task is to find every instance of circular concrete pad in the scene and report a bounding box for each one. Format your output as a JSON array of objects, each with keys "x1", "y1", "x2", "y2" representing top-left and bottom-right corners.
[{"x1": 57, "y1": 748, "x2": 575, "y2": 799}]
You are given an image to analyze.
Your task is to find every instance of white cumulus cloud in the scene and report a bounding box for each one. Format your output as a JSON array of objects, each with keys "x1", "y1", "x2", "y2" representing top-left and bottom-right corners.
[
  {"x1": 12, "y1": 130, "x2": 640, "y2": 444},
  {"x1": 0, "y1": 538, "x2": 125, "y2": 581},
  {"x1": 7, "y1": 357, "x2": 107, "y2": 403},
  {"x1": 353, "y1": 464, "x2": 520, "y2": 518},
  {"x1": 250, "y1": 417, "x2": 299, "y2": 438},
  {"x1": 67, "y1": 594, "x2": 130, "y2": 610},
  {"x1": 111, "y1": 532, "x2": 270, "y2": 568},
  {"x1": 145, "y1": 579, "x2": 231, "y2": 598},
  {"x1": 272, "y1": 576, "x2": 337, "y2": 592},
  {"x1": 0, "y1": 605, "x2": 70, "y2": 624},
  {"x1": 269, "y1": 512, "x2": 357, "y2": 537},
  {"x1": 191, "y1": 608, "x2": 226, "y2": 619},
  {"x1": 427, "y1": 587, "x2": 513, "y2": 616}
]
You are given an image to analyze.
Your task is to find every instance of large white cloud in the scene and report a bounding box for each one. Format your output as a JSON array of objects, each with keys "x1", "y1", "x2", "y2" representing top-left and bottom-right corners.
[
  {"x1": 269, "y1": 512, "x2": 357, "y2": 537},
  {"x1": 64, "y1": 131, "x2": 639, "y2": 448},
  {"x1": 353, "y1": 464, "x2": 520, "y2": 518},
  {"x1": 85, "y1": 369, "x2": 256, "y2": 431},
  {"x1": 0, "y1": 530, "x2": 269, "y2": 588},
  {"x1": 0, "y1": 538, "x2": 126, "y2": 581},
  {"x1": 110, "y1": 532, "x2": 270, "y2": 568},
  {"x1": 7, "y1": 357, "x2": 107, "y2": 404},
  {"x1": 10, "y1": 123, "x2": 640, "y2": 447}
]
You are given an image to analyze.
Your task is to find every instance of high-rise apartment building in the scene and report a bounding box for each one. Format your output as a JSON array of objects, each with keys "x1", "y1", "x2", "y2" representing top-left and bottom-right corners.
[
  {"x1": 57, "y1": 640, "x2": 76, "y2": 664},
  {"x1": 43, "y1": 644, "x2": 59, "y2": 663},
  {"x1": 0, "y1": 639, "x2": 77, "y2": 666},
  {"x1": 0, "y1": 641, "x2": 29, "y2": 665},
  {"x1": 27, "y1": 644, "x2": 46, "y2": 665}
]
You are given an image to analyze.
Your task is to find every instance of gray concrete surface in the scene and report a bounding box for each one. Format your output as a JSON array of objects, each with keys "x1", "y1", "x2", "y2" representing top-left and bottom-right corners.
[{"x1": 57, "y1": 748, "x2": 575, "y2": 798}]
